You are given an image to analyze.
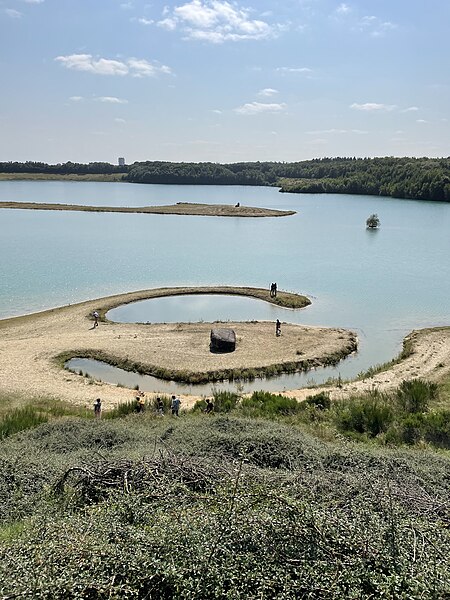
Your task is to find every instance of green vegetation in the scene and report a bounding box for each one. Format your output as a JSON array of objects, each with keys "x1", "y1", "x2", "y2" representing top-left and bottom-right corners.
[
  {"x1": 0, "y1": 160, "x2": 127, "y2": 176},
  {"x1": 366, "y1": 213, "x2": 380, "y2": 228},
  {"x1": 0, "y1": 173, "x2": 125, "y2": 182},
  {"x1": 2, "y1": 157, "x2": 449, "y2": 202},
  {"x1": 59, "y1": 341, "x2": 355, "y2": 385},
  {"x1": 0, "y1": 394, "x2": 448, "y2": 598}
]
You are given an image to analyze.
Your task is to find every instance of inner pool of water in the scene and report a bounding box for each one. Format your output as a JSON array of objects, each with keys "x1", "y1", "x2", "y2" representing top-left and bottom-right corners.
[{"x1": 106, "y1": 294, "x2": 302, "y2": 324}]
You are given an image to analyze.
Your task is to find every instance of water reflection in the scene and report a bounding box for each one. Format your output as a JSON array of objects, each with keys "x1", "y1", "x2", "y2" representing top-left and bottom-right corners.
[{"x1": 107, "y1": 294, "x2": 303, "y2": 324}]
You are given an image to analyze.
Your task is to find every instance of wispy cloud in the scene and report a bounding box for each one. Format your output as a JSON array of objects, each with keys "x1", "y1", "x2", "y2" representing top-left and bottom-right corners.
[
  {"x1": 114, "y1": 118, "x2": 127, "y2": 124},
  {"x1": 401, "y1": 106, "x2": 419, "y2": 113},
  {"x1": 20, "y1": 0, "x2": 45, "y2": 3},
  {"x1": 234, "y1": 101, "x2": 287, "y2": 115},
  {"x1": 358, "y1": 15, "x2": 396, "y2": 37},
  {"x1": 69, "y1": 96, "x2": 84, "y2": 102},
  {"x1": 138, "y1": 17, "x2": 154, "y2": 25},
  {"x1": 276, "y1": 66, "x2": 312, "y2": 74},
  {"x1": 306, "y1": 128, "x2": 368, "y2": 135},
  {"x1": 336, "y1": 3, "x2": 351, "y2": 14},
  {"x1": 350, "y1": 102, "x2": 396, "y2": 112},
  {"x1": 96, "y1": 96, "x2": 128, "y2": 104},
  {"x1": 258, "y1": 88, "x2": 278, "y2": 97},
  {"x1": 157, "y1": 0, "x2": 282, "y2": 43},
  {"x1": 5, "y1": 8, "x2": 22, "y2": 18},
  {"x1": 55, "y1": 54, "x2": 172, "y2": 77}
]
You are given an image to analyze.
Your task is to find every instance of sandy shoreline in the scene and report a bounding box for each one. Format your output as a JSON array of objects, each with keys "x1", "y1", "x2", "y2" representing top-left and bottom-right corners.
[
  {"x1": 0, "y1": 201, "x2": 295, "y2": 218},
  {"x1": 0, "y1": 287, "x2": 448, "y2": 412}
]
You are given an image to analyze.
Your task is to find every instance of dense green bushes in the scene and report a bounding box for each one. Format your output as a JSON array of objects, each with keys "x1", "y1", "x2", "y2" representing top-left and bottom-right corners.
[
  {"x1": 331, "y1": 379, "x2": 449, "y2": 448},
  {"x1": 0, "y1": 414, "x2": 448, "y2": 598}
]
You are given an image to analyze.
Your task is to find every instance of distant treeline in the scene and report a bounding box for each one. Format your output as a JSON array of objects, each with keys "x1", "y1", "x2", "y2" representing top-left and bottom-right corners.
[
  {"x1": 1, "y1": 157, "x2": 449, "y2": 201},
  {"x1": 0, "y1": 161, "x2": 127, "y2": 175}
]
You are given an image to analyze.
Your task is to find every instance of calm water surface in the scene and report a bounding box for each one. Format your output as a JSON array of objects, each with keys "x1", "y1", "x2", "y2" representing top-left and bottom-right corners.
[{"x1": 1, "y1": 180, "x2": 449, "y2": 391}]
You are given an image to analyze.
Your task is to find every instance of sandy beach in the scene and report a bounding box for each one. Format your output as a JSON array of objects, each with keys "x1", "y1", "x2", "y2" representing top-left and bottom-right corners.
[{"x1": 0, "y1": 287, "x2": 448, "y2": 412}]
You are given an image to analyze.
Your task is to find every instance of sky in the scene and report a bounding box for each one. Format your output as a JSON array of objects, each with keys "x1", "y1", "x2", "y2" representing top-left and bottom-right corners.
[{"x1": 0, "y1": 0, "x2": 449, "y2": 164}]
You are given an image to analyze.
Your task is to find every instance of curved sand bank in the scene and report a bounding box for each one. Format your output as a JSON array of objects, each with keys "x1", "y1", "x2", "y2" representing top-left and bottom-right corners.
[
  {"x1": 0, "y1": 201, "x2": 295, "y2": 218},
  {"x1": 0, "y1": 287, "x2": 351, "y2": 410},
  {"x1": 1, "y1": 287, "x2": 448, "y2": 411}
]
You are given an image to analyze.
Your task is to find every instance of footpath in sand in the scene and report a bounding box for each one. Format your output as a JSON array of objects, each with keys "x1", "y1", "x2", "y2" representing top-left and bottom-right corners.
[{"x1": 0, "y1": 287, "x2": 448, "y2": 411}]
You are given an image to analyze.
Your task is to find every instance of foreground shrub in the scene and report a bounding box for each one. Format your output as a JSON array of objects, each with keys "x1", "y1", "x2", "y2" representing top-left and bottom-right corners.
[
  {"x1": 241, "y1": 391, "x2": 301, "y2": 416},
  {"x1": 333, "y1": 394, "x2": 394, "y2": 438},
  {"x1": 0, "y1": 406, "x2": 48, "y2": 440},
  {"x1": 396, "y1": 378, "x2": 438, "y2": 414},
  {"x1": 0, "y1": 448, "x2": 449, "y2": 599}
]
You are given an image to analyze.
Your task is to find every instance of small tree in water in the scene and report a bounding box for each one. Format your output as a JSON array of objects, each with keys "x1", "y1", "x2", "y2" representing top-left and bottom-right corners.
[{"x1": 366, "y1": 213, "x2": 380, "y2": 228}]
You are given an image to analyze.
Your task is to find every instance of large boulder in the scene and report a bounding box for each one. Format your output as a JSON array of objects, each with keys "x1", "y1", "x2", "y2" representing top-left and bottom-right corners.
[{"x1": 210, "y1": 328, "x2": 236, "y2": 353}]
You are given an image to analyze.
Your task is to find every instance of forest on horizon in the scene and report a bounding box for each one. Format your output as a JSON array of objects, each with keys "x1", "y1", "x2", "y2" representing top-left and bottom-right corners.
[{"x1": 1, "y1": 156, "x2": 449, "y2": 202}]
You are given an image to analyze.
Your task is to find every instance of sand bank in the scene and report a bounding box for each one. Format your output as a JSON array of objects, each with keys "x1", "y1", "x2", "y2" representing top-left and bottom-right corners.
[
  {"x1": 0, "y1": 287, "x2": 349, "y2": 410},
  {"x1": 1, "y1": 287, "x2": 448, "y2": 412},
  {"x1": 0, "y1": 201, "x2": 295, "y2": 218}
]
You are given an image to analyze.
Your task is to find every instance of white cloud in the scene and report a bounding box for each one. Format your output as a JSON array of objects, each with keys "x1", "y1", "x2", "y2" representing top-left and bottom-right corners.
[
  {"x1": 258, "y1": 88, "x2": 279, "y2": 97},
  {"x1": 127, "y1": 58, "x2": 172, "y2": 77},
  {"x1": 358, "y1": 15, "x2": 396, "y2": 37},
  {"x1": 114, "y1": 118, "x2": 127, "y2": 124},
  {"x1": 5, "y1": 8, "x2": 22, "y2": 18},
  {"x1": 21, "y1": 0, "x2": 44, "y2": 3},
  {"x1": 336, "y1": 3, "x2": 350, "y2": 14},
  {"x1": 235, "y1": 101, "x2": 287, "y2": 115},
  {"x1": 120, "y1": 2, "x2": 133, "y2": 9},
  {"x1": 157, "y1": 0, "x2": 280, "y2": 43},
  {"x1": 276, "y1": 66, "x2": 312, "y2": 74},
  {"x1": 211, "y1": 109, "x2": 222, "y2": 114},
  {"x1": 416, "y1": 119, "x2": 428, "y2": 123},
  {"x1": 138, "y1": 17, "x2": 154, "y2": 25},
  {"x1": 69, "y1": 96, "x2": 84, "y2": 102},
  {"x1": 306, "y1": 128, "x2": 368, "y2": 135},
  {"x1": 350, "y1": 102, "x2": 396, "y2": 112},
  {"x1": 96, "y1": 96, "x2": 128, "y2": 104},
  {"x1": 158, "y1": 17, "x2": 178, "y2": 30},
  {"x1": 55, "y1": 54, "x2": 129, "y2": 76},
  {"x1": 401, "y1": 106, "x2": 419, "y2": 113},
  {"x1": 55, "y1": 54, "x2": 172, "y2": 77}
]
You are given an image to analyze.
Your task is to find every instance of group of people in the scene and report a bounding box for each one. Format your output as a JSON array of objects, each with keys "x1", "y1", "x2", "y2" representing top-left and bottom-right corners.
[
  {"x1": 270, "y1": 282, "x2": 277, "y2": 297},
  {"x1": 93, "y1": 393, "x2": 215, "y2": 417}
]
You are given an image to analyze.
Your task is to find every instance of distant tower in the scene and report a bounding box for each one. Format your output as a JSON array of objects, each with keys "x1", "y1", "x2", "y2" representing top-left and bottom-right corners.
[{"x1": 118, "y1": 157, "x2": 125, "y2": 167}]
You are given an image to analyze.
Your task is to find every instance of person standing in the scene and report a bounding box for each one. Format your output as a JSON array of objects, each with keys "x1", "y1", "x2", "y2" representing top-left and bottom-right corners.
[
  {"x1": 205, "y1": 397, "x2": 214, "y2": 414},
  {"x1": 171, "y1": 395, "x2": 181, "y2": 416},
  {"x1": 93, "y1": 311, "x2": 99, "y2": 328},
  {"x1": 276, "y1": 319, "x2": 281, "y2": 336},
  {"x1": 94, "y1": 398, "x2": 102, "y2": 418},
  {"x1": 156, "y1": 397, "x2": 164, "y2": 416}
]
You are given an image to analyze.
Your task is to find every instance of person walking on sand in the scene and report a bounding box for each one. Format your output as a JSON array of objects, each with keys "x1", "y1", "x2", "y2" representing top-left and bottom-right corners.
[
  {"x1": 171, "y1": 395, "x2": 181, "y2": 417},
  {"x1": 94, "y1": 398, "x2": 102, "y2": 418},
  {"x1": 93, "y1": 311, "x2": 99, "y2": 328},
  {"x1": 276, "y1": 319, "x2": 281, "y2": 337}
]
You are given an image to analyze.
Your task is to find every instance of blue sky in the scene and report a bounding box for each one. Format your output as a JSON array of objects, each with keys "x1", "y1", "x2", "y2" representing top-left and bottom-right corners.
[{"x1": 1, "y1": 0, "x2": 449, "y2": 164}]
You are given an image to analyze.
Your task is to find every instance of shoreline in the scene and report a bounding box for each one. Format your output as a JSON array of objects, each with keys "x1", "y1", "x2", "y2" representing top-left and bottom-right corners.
[
  {"x1": 0, "y1": 287, "x2": 448, "y2": 411},
  {"x1": 0, "y1": 286, "x2": 348, "y2": 409},
  {"x1": 0, "y1": 201, "x2": 295, "y2": 218}
]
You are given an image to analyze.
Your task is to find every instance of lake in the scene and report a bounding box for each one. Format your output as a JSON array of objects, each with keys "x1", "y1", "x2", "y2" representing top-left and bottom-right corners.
[{"x1": 1, "y1": 180, "x2": 449, "y2": 389}]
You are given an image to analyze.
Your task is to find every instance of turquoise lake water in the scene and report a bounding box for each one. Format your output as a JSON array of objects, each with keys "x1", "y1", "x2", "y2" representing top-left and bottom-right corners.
[{"x1": 1, "y1": 180, "x2": 449, "y2": 390}]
